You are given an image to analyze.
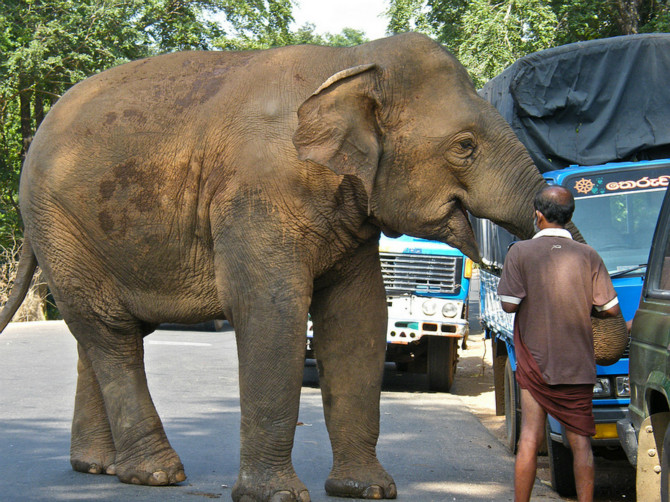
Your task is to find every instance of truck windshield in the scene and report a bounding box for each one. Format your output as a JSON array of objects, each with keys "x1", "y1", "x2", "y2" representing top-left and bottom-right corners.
[{"x1": 567, "y1": 169, "x2": 669, "y2": 274}]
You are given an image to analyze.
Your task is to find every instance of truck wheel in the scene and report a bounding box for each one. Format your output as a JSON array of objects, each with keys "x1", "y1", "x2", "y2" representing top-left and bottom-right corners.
[
  {"x1": 504, "y1": 358, "x2": 520, "y2": 453},
  {"x1": 637, "y1": 412, "x2": 670, "y2": 502},
  {"x1": 546, "y1": 421, "x2": 577, "y2": 497},
  {"x1": 491, "y1": 334, "x2": 507, "y2": 416},
  {"x1": 427, "y1": 336, "x2": 457, "y2": 392}
]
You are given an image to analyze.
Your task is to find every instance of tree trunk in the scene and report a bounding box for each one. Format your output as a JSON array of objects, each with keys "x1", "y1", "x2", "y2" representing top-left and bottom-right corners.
[
  {"x1": 18, "y1": 79, "x2": 33, "y2": 162},
  {"x1": 34, "y1": 90, "x2": 45, "y2": 130},
  {"x1": 616, "y1": 0, "x2": 642, "y2": 34}
]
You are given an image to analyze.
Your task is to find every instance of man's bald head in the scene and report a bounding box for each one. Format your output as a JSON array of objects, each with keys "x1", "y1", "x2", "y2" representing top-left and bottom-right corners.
[{"x1": 533, "y1": 186, "x2": 575, "y2": 226}]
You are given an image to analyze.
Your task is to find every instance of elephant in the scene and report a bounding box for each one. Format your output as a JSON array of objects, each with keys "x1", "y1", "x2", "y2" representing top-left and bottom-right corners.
[{"x1": 0, "y1": 33, "x2": 554, "y2": 501}]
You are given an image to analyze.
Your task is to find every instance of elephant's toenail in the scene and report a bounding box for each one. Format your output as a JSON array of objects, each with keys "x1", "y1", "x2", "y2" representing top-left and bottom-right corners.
[
  {"x1": 270, "y1": 491, "x2": 294, "y2": 502},
  {"x1": 298, "y1": 490, "x2": 311, "y2": 502},
  {"x1": 105, "y1": 464, "x2": 116, "y2": 475},
  {"x1": 362, "y1": 485, "x2": 384, "y2": 499},
  {"x1": 387, "y1": 483, "x2": 397, "y2": 498},
  {"x1": 175, "y1": 471, "x2": 187, "y2": 483},
  {"x1": 88, "y1": 463, "x2": 101, "y2": 474},
  {"x1": 150, "y1": 471, "x2": 168, "y2": 485},
  {"x1": 131, "y1": 477, "x2": 141, "y2": 485}
]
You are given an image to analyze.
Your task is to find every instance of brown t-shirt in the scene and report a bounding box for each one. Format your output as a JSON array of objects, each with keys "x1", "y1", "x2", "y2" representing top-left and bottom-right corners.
[{"x1": 498, "y1": 228, "x2": 618, "y2": 385}]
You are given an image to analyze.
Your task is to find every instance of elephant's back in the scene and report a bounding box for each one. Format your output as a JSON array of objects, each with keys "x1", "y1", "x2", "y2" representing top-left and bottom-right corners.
[{"x1": 24, "y1": 45, "x2": 349, "y2": 177}]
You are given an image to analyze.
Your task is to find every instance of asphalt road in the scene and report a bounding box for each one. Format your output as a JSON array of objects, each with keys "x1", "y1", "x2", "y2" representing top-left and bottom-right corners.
[{"x1": 0, "y1": 321, "x2": 569, "y2": 501}]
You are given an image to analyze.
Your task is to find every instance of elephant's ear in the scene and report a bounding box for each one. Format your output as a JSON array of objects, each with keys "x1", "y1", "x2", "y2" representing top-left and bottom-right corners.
[{"x1": 293, "y1": 64, "x2": 381, "y2": 197}]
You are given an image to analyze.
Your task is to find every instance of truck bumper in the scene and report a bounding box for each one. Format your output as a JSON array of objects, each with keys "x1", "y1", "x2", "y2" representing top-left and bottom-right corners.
[
  {"x1": 385, "y1": 296, "x2": 468, "y2": 344},
  {"x1": 617, "y1": 418, "x2": 638, "y2": 466},
  {"x1": 386, "y1": 317, "x2": 469, "y2": 344}
]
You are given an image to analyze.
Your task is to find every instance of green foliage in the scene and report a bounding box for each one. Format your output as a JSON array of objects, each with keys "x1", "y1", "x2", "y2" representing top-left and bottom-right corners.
[
  {"x1": 211, "y1": 0, "x2": 296, "y2": 50},
  {"x1": 387, "y1": 0, "x2": 559, "y2": 85},
  {"x1": 551, "y1": 0, "x2": 619, "y2": 44},
  {"x1": 639, "y1": 2, "x2": 670, "y2": 33},
  {"x1": 274, "y1": 23, "x2": 368, "y2": 48},
  {"x1": 387, "y1": 0, "x2": 670, "y2": 86},
  {"x1": 387, "y1": 0, "x2": 433, "y2": 34},
  {"x1": 324, "y1": 27, "x2": 369, "y2": 47},
  {"x1": 458, "y1": 0, "x2": 558, "y2": 87}
]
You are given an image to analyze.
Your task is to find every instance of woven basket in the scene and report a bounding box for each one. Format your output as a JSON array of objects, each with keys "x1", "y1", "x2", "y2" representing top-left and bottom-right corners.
[{"x1": 592, "y1": 313, "x2": 629, "y2": 366}]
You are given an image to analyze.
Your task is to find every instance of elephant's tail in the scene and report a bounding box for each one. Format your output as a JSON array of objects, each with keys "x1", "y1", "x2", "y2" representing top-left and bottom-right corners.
[{"x1": 0, "y1": 236, "x2": 38, "y2": 333}]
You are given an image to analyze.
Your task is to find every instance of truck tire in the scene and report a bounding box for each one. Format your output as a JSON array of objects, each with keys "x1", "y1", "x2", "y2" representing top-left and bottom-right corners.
[
  {"x1": 504, "y1": 358, "x2": 520, "y2": 453},
  {"x1": 491, "y1": 334, "x2": 507, "y2": 416},
  {"x1": 546, "y1": 421, "x2": 577, "y2": 497},
  {"x1": 427, "y1": 336, "x2": 457, "y2": 392},
  {"x1": 637, "y1": 412, "x2": 670, "y2": 502},
  {"x1": 663, "y1": 420, "x2": 670, "y2": 502}
]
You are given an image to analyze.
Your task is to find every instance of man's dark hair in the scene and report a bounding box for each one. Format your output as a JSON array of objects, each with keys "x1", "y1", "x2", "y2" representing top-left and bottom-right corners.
[{"x1": 533, "y1": 186, "x2": 575, "y2": 226}]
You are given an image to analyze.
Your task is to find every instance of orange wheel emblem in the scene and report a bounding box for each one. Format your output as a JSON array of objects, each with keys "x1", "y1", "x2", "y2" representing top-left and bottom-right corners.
[{"x1": 574, "y1": 178, "x2": 594, "y2": 194}]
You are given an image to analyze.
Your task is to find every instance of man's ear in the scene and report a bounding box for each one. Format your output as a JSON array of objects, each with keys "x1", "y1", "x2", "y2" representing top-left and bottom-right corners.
[{"x1": 292, "y1": 64, "x2": 381, "y2": 197}]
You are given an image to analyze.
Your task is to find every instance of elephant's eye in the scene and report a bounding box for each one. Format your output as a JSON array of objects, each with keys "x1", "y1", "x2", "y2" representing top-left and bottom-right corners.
[
  {"x1": 459, "y1": 139, "x2": 475, "y2": 151},
  {"x1": 447, "y1": 133, "x2": 477, "y2": 163}
]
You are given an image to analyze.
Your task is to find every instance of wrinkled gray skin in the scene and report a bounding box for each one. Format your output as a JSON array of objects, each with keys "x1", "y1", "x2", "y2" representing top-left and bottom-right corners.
[{"x1": 2, "y1": 33, "x2": 555, "y2": 501}]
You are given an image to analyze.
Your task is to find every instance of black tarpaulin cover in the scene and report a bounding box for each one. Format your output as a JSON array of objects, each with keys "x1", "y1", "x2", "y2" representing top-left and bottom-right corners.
[{"x1": 479, "y1": 34, "x2": 670, "y2": 173}]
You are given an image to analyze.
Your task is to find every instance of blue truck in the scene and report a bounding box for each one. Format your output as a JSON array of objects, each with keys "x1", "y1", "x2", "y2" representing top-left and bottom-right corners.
[
  {"x1": 307, "y1": 234, "x2": 473, "y2": 392},
  {"x1": 478, "y1": 159, "x2": 670, "y2": 493},
  {"x1": 475, "y1": 34, "x2": 670, "y2": 496}
]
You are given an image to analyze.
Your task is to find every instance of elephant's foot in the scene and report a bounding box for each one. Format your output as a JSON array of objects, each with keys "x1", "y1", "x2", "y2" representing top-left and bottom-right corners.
[
  {"x1": 70, "y1": 428, "x2": 116, "y2": 476},
  {"x1": 70, "y1": 445, "x2": 117, "y2": 476},
  {"x1": 325, "y1": 461, "x2": 397, "y2": 499},
  {"x1": 232, "y1": 467, "x2": 310, "y2": 502},
  {"x1": 114, "y1": 445, "x2": 186, "y2": 486}
]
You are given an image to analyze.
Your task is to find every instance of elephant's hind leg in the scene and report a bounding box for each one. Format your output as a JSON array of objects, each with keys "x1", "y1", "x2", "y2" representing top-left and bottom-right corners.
[
  {"x1": 70, "y1": 343, "x2": 117, "y2": 475},
  {"x1": 66, "y1": 317, "x2": 186, "y2": 486}
]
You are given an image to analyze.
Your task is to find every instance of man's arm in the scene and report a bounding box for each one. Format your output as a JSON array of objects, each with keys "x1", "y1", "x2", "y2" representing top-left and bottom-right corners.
[
  {"x1": 501, "y1": 302, "x2": 519, "y2": 313},
  {"x1": 592, "y1": 297, "x2": 621, "y2": 319},
  {"x1": 500, "y1": 296, "x2": 521, "y2": 314}
]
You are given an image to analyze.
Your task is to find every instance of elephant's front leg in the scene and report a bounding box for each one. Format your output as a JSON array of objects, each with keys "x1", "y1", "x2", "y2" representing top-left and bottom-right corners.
[
  {"x1": 230, "y1": 273, "x2": 313, "y2": 502},
  {"x1": 310, "y1": 241, "x2": 397, "y2": 499}
]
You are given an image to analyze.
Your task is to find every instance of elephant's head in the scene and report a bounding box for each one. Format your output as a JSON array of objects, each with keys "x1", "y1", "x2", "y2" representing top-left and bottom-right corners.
[{"x1": 293, "y1": 33, "x2": 548, "y2": 261}]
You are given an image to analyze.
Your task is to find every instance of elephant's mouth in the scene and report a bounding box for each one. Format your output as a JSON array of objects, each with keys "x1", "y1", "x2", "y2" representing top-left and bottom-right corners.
[{"x1": 441, "y1": 198, "x2": 480, "y2": 262}]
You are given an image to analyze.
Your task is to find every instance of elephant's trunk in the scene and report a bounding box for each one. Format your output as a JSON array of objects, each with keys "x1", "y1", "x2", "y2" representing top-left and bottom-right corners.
[
  {"x1": 466, "y1": 133, "x2": 545, "y2": 242},
  {"x1": 466, "y1": 118, "x2": 586, "y2": 248}
]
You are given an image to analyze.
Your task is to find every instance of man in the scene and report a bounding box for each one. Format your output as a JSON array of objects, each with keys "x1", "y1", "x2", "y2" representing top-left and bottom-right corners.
[{"x1": 498, "y1": 185, "x2": 620, "y2": 502}]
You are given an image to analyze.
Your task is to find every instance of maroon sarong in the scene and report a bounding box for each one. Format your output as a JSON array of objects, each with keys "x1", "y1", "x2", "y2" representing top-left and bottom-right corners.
[{"x1": 514, "y1": 327, "x2": 596, "y2": 437}]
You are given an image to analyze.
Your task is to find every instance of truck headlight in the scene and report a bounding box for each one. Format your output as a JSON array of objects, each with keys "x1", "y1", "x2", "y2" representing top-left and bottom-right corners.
[
  {"x1": 616, "y1": 376, "x2": 630, "y2": 397},
  {"x1": 593, "y1": 378, "x2": 612, "y2": 398},
  {"x1": 422, "y1": 300, "x2": 437, "y2": 316},
  {"x1": 442, "y1": 302, "x2": 459, "y2": 318}
]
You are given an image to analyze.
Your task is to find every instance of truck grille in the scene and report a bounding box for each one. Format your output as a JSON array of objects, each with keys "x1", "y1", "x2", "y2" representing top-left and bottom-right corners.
[{"x1": 380, "y1": 252, "x2": 463, "y2": 295}]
